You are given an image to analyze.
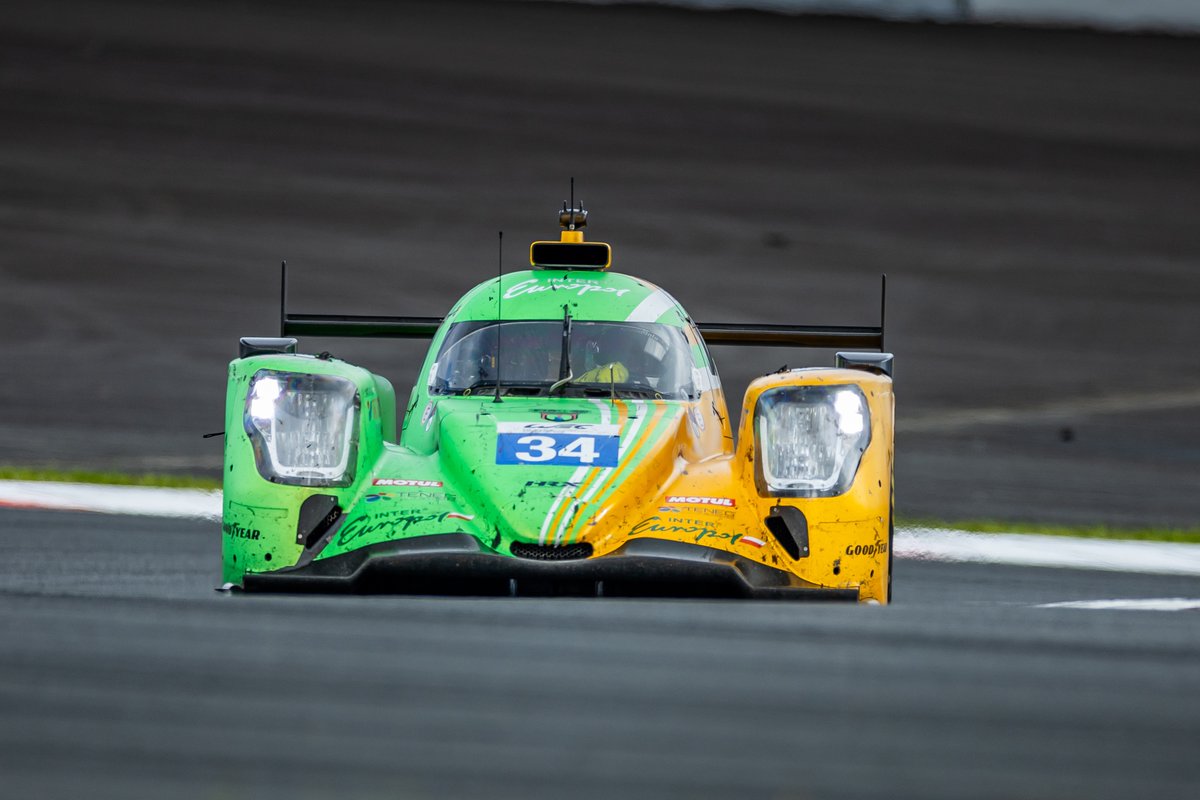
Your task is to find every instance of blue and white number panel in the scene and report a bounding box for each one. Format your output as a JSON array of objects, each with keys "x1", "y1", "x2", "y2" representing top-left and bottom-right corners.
[{"x1": 496, "y1": 422, "x2": 620, "y2": 467}]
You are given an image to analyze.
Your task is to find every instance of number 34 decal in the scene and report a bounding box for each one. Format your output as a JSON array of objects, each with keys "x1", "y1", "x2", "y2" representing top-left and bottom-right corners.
[{"x1": 496, "y1": 423, "x2": 619, "y2": 467}]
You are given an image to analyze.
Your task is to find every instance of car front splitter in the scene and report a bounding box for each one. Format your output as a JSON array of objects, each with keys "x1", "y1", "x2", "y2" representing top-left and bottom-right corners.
[{"x1": 239, "y1": 534, "x2": 859, "y2": 600}]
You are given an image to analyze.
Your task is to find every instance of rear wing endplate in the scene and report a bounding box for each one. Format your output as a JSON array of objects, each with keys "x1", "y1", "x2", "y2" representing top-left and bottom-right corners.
[{"x1": 278, "y1": 263, "x2": 886, "y2": 351}]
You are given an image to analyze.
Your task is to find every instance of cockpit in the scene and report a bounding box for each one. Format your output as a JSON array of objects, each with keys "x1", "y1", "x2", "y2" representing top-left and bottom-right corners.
[{"x1": 429, "y1": 319, "x2": 698, "y2": 399}]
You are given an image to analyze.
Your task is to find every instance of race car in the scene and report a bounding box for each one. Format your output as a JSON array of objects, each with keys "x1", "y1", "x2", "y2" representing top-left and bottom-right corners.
[{"x1": 220, "y1": 204, "x2": 895, "y2": 602}]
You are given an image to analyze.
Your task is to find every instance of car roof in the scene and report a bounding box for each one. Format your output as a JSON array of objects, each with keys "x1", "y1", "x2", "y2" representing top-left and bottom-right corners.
[{"x1": 445, "y1": 269, "x2": 691, "y2": 328}]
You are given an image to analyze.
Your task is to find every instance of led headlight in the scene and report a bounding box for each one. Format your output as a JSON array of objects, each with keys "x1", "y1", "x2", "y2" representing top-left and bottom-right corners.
[
  {"x1": 243, "y1": 370, "x2": 359, "y2": 486},
  {"x1": 755, "y1": 385, "x2": 871, "y2": 498}
]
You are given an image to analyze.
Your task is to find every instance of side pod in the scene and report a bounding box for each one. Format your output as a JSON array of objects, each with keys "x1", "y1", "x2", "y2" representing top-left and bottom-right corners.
[
  {"x1": 736, "y1": 366, "x2": 895, "y2": 603},
  {"x1": 220, "y1": 352, "x2": 393, "y2": 586}
]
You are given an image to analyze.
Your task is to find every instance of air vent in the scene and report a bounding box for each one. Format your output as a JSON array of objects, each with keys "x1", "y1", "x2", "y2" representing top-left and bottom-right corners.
[{"x1": 510, "y1": 542, "x2": 594, "y2": 561}]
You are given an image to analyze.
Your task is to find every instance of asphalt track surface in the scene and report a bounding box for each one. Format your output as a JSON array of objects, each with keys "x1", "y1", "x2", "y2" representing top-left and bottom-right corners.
[
  {"x1": 0, "y1": 507, "x2": 1197, "y2": 799},
  {"x1": 1, "y1": 0, "x2": 1198, "y2": 526}
]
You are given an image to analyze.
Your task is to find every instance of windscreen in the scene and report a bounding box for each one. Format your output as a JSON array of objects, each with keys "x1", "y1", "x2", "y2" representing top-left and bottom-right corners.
[{"x1": 430, "y1": 320, "x2": 697, "y2": 399}]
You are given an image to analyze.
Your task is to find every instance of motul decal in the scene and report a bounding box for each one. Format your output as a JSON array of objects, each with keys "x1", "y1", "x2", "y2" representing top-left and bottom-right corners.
[
  {"x1": 665, "y1": 495, "x2": 735, "y2": 507},
  {"x1": 372, "y1": 479, "x2": 444, "y2": 488}
]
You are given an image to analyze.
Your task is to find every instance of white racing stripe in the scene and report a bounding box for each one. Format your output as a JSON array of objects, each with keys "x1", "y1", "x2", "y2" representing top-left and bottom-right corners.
[
  {"x1": 553, "y1": 400, "x2": 646, "y2": 545},
  {"x1": 1037, "y1": 598, "x2": 1200, "y2": 611},
  {"x1": 625, "y1": 290, "x2": 676, "y2": 323},
  {"x1": 0, "y1": 480, "x2": 221, "y2": 520},
  {"x1": 538, "y1": 399, "x2": 612, "y2": 545},
  {"x1": 4, "y1": 480, "x2": 1199, "y2": 579}
]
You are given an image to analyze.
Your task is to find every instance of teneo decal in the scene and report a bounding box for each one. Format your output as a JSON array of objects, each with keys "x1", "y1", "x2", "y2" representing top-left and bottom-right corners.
[
  {"x1": 665, "y1": 495, "x2": 736, "y2": 508},
  {"x1": 372, "y1": 479, "x2": 444, "y2": 488},
  {"x1": 222, "y1": 521, "x2": 261, "y2": 540},
  {"x1": 504, "y1": 277, "x2": 631, "y2": 300},
  {"x1": 496, "y1": 422, "x2": 619, "y2": 467},
  {"x1": 845, "y1": 542, "x2": 888, "y2": 557},
  {"x1": 367, "y1": 490, "x2": 453, "y2": 503}
]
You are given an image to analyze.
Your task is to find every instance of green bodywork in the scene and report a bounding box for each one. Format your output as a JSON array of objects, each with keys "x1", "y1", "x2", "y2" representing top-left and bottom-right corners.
[{"x1": 221, "y1": 269, "x2": 715, "y2": 584}]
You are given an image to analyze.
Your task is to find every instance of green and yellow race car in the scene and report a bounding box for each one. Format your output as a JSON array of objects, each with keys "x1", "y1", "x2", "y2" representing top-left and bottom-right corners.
[{"x1": 221, "y1": 204, "x2": 895, "y2": 602}]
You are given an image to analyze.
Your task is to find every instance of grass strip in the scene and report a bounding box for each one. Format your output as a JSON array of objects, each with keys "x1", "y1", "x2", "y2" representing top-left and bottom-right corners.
[{"x1": 0, "y1": 467, "x2": 220, "y2": 490}]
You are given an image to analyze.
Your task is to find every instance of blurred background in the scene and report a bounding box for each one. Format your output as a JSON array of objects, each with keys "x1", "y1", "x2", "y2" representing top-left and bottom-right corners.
[{"x1": 4, "y1": 0, "x2": 1197, "y2": 528}]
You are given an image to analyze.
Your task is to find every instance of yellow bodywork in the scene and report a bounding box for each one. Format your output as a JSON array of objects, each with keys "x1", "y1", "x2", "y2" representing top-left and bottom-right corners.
[{"x1": 571, "y1": 369, "x2": 895, "y2": 603}]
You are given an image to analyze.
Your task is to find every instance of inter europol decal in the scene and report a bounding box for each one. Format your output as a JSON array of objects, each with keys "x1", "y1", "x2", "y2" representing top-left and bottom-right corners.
[
  {"x1": 665, "y1": 495, "x2": 736, "y2": 508},
  {"x1": 504, "y1": 277, "x2": 631, "y2": 300},
  {"x1": 630, "y1": 516, "x2": 744, "y2": 547},
  {"x1": 372, "y1": 479, "x2": 444, "y2": 488},
  {"x1": 846, "y1": 542, "x2": 889, "y2": 557},
  {"x1": 337, "y1": 511, "x2": 455, "y2": 547}
]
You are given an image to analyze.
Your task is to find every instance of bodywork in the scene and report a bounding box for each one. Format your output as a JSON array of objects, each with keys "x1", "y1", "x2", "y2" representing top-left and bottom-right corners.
[{"x1": 222, "y1": 225, "x2": 895, "y2": 602}]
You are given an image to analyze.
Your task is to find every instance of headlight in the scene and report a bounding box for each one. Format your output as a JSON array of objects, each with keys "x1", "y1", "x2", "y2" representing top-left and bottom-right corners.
[
  {"x1": 755, "y1": 385, "x2": 871, "y2": 498},
  {"x1": 243, "y1": 370, "x2": 359, "y2": 486}
]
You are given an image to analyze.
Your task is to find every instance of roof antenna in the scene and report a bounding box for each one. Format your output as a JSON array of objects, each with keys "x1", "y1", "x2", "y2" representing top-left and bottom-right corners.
[
  {"x1": 494, "y1": 231, "x2": 504, "y2": 403},
  {"x1": 569, "y1": 177, "x2": 574, "y2": 227},
  {"x1": 880, "y1": 273, "x2": 887, "y2": 352},
  {"x1": 279, "y1": 260, "x2": 287, "y2": 336}
]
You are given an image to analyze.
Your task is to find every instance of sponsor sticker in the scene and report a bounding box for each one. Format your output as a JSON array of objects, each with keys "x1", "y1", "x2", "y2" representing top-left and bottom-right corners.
[
  {"x1": 845, "y1": 542, "x2": 888, "y2": 557},
  {"x1": 504, "y1": 277, "x2": 631, "y2": 300},
  {"x1": 665, "y1": 495, "x2": 736, "y2": 508},
  {"x1": 630, "y1": 516, "x2": 746, "y2": 547},
  {"x1": 222, "y1": 521, "x2": 261, "y2": 540},
  {"x1": 446, "y1": 512, "x2": 475, "y2": 522},
  {"x1": 496, "y1": 422, "x2": 619, "y2": 467},
  {"x1": 372, "y1": 479, "x2": 444, "y2": 487}
]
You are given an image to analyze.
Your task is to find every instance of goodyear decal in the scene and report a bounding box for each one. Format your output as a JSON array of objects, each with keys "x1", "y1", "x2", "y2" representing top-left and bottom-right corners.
[{"x1": 846, "y1": 542, "x2": 889, "y2": 557}]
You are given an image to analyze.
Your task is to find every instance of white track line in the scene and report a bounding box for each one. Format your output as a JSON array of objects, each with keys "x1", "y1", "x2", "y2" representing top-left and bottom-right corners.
[
  {"x1": 896, "y1": 527, "x2": 1200, "y2": 576},
  {"x1": 2, "y1": 481, "x2": 1198, "y2": 577},
  {"x1": 1037, "y1": 598, "x2": 1200, "y2": 611},
  {"x1": 0, "y1": 480, "x2": 220, "y2": 520}
]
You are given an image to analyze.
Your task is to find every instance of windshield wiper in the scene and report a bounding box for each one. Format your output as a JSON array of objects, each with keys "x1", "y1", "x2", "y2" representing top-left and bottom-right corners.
[
  {"x1": 548, "y1": 304, "x2": 574, "y2": 395},
  {"x1": 458, "y1": 379, "x2": 550, "y2": 396}
]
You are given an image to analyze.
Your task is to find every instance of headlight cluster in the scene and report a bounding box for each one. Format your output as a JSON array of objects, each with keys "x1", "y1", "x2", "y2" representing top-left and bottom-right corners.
[
  {"x1": 243, "y1": 370, "x2": 359, "y2": 486},
  {"x1": 756, "y1": 385, "x2": 870, "y2": 498}
]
